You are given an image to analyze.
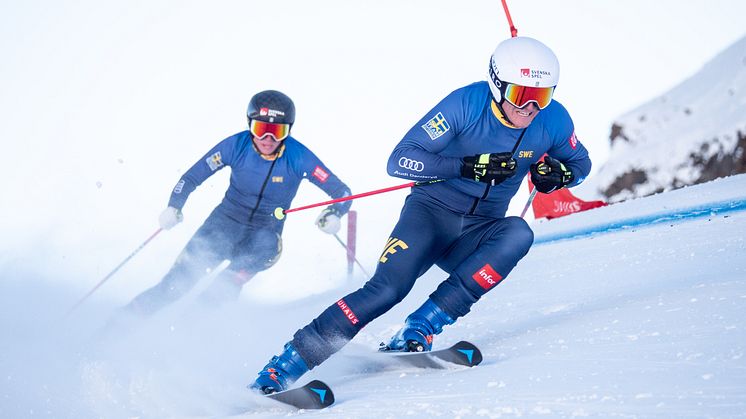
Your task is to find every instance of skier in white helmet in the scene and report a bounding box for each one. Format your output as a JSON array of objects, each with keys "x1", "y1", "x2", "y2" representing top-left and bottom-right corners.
[{"x1": 251, "y1": 37, "x2": 592, "y2": 394}]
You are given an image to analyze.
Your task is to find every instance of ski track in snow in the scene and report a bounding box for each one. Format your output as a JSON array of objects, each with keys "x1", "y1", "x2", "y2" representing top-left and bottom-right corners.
[{"x1": 2, "y1": 175, "x2": 746, "y2": 418}]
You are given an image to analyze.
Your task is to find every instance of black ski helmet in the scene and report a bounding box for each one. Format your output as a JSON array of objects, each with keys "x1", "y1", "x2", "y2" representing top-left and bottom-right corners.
[{"x1": 246, "y1": 90, "x2": 296, "y2": 126}]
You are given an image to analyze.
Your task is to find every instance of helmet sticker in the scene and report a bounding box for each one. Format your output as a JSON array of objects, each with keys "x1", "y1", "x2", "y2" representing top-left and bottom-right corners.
[
  {"x1": 206, "y1": 151, "x2": 224, "y2": 171},
  {"x1": 259, "y1": 107, "x2": 286, "y2": 123},
  {"x1": 421, "y1": 112, "x2": 451, "y2": 140},
  {"x1": 520, "y1": 68, "x2": 553, "y2": 80},
  {"x1": 259, "y1": 107, "x2": 286, "y2": 118}
]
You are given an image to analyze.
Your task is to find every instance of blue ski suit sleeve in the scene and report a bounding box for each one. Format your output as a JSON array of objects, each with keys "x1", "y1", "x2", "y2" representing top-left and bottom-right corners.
[
  {"x1": 167, "y1": 134, "x2": 239, "y2": 210},
  {"x1": 386, "y1": 87, "x2": 485, "y2": 180},
  {"x1": 540, "y1": 105, "x2": 592, "y2": 187},
  {"x1": 287, "y1": 141, "x2": 353, "y2": 215}
]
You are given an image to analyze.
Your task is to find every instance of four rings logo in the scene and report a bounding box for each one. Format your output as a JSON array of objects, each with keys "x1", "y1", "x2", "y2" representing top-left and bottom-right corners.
[{"x1": 398, "y1": 157, "x2": 424, "y2": 172}]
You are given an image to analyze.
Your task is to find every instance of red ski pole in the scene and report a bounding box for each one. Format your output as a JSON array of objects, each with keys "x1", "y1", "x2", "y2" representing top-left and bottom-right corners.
[{"x1": 273, "y1": 179, "x2": 443, "y2": 220}]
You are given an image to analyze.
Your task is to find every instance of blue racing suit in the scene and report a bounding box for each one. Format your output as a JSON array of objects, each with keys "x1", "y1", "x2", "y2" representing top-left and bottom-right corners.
[
  {"x1": 126, "y1": 131, "x2": 351, "y2": 314},
  {"x1": 288, "y1": 81, "x2": 591, "y2": 367}
]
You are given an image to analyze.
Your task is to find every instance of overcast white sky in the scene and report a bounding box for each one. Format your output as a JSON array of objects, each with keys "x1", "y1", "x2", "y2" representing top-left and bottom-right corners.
[{"x1": 1, "y1": 0, "x2": 745, "y2": 298}]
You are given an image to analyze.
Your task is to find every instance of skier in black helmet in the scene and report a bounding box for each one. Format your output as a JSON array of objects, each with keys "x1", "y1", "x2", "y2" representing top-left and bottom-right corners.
[{"x1": 122, "y1": 90, "x2": 352, "y2": 315}]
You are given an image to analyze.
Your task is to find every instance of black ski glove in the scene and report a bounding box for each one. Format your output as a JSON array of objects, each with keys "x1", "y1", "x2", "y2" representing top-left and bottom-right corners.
[
  {"x1": 530, "y1": 156, "x2": 574, "y2": 193},
  {"x1": 461, "y1": 152, "x2": 517, "y2": 186}
]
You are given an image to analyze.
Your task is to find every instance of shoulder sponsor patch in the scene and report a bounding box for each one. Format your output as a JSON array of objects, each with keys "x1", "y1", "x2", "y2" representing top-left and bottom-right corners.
[
  {"x1": 173, "y1": 179, "x2": 185, "y2": 194},
  {"x1": 312, "y1": 165, "x2": 329, "y2": 183},
  {"x1": 206, "y1": 151, "x2": 223, "y2": 171},
  {"x1": 569, "y1": 131, "x2": 578, "y2": 150},
  {"x1": 421, "y1": 112, "x2": 451, "y2": 140}
]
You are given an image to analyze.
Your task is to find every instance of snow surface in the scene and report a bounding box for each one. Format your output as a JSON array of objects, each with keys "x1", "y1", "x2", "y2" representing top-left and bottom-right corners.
[
  {"x1": 2, "y1": 3, "x2": 746, "y2": 417},
  {"x1": 2, "y1": 174, "x2": 745, "y2": 418}
]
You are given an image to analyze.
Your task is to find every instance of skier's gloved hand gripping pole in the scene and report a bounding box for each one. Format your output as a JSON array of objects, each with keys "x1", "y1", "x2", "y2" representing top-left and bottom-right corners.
[
  {"x1": 519, "y1": 156, "x2": 575, "y2": 218},
  {"x1": 461, "y1": 152, "x2": 517, "y2": 185},
  {"x1": 530, "y1": 156, "x2": 574, "y2": 193}
]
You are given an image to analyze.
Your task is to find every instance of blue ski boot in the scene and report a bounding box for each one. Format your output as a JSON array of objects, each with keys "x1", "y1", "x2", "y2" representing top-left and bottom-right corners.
[
  {"x1": 250, "y1": 342, "x2": 309, "y2": 394},
  {"x1": 381, "y1": 298, "x2": 454, "y2": 352}
]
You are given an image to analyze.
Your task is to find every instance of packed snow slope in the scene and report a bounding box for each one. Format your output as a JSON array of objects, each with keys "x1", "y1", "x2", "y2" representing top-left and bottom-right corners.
[{"x1": 2, "y1": 174, "x2": 746, "y2": 418}]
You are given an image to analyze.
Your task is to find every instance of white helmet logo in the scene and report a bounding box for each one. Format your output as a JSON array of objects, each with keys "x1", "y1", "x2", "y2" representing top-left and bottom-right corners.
[{"x1": 259, "y1": 107, "x2": 285, "y2": 118}]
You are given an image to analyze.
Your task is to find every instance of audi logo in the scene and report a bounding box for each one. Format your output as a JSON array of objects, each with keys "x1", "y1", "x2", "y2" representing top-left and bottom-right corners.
[{"x1": 399, "y1": 157, "x2": 424, "y2": 172}]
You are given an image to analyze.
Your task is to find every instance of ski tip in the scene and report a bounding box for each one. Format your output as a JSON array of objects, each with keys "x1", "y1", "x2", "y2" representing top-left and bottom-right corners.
[
  {"x1": 265, "y1": 379, "x2": 335, "y2": 410},
  {"x1": 452, "y1": 341, "x2": 483, "y2": 366},
  {"x1": 306, "y1": 380, "x2": 335, "y2": 408}
]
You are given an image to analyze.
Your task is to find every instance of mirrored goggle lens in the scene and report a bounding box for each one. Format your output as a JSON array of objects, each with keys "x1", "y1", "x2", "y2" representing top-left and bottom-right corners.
[
  {"x1": 250, "y1": 120, "x2": 290, "y2": 141},
  {"x1": 504, "y1": 84, "x2": 555, "y2": 109}
]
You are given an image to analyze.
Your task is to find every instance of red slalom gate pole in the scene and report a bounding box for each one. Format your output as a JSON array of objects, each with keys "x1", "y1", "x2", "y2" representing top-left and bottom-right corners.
[
  {"x1": 500, "y1": 0, "x2": 518, "y2": 37},
  {"x1": 346, "y1": 210, "x2": 358, "y2": 276}
]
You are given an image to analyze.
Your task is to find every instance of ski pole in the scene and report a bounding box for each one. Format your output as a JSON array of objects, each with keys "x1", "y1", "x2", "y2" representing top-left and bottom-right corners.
[
  {"x1": 272, "y1": 179, "x2": 444, "y2": 220},
  {"x1": 520, "y1": 188, "x2": 538, "y2": 219},
  {"x1": 65, "y1": 228, "x2": 163, "y2": 317},
  {"x1": 332, "y1": 233, "x2": 371, "y2": 278}
]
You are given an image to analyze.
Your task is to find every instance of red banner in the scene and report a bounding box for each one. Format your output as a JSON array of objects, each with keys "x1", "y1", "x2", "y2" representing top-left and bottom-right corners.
[{"x1": 528, "y1": 177, "x2": 606, "y2": 220}]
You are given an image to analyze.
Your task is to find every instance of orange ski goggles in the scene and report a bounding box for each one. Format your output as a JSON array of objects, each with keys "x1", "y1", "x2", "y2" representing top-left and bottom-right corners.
[
  {"x1": 503, "y1": 83, "x2": 555, "y2": 109},
  {"x1": 250, "y1": 120, "x2": 291, "y2": 141}
]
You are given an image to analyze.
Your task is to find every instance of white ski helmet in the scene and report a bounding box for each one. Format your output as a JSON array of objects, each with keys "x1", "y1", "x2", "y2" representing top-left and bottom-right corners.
[{"x1": 487, "y1": 37, "x2": 560, "y2": 109}]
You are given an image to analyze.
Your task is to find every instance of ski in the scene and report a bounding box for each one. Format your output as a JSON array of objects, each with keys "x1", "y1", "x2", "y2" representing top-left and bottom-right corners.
[
  {"x1": 385, "y1": 340, "x2": 483, "y2": 368},
  {"x1": 266, "y1": 379, "x2": 334, "y2": 410}
]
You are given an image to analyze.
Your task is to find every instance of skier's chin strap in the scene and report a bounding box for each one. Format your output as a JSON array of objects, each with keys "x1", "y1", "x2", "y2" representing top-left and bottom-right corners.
[
  {"x1": 490, "y1": 99, "x2": 519, "y2": 129},
  {"x1": 251, "y1": 141, "x2": 286, "y2": 161}
]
